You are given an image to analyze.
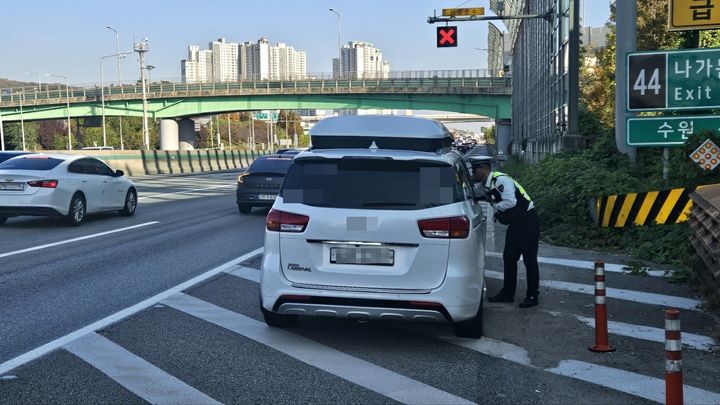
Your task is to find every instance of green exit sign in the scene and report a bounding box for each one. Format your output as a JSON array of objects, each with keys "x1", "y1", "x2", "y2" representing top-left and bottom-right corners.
[
  {"x1": 627, "y1": 48, "x2": 720, "y2": 111},
  {"x1": 627, "y1": 115, "x2": 720, "y2": 146}
]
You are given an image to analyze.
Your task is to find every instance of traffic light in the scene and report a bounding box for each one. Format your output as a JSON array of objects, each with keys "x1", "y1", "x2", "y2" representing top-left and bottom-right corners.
[{"x1": 437, "y1": 26, "x2": 457, "y2": 48}]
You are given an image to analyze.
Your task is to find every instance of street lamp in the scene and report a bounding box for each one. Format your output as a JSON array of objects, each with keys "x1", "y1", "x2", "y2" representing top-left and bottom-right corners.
[
  {"x1": 44, "y1": 74, "x2": 72, "y2": 150},
  {"x1": 134, "y1": 38, "x2": 150, "y2": 150},
  {"x1": 107, "y1": 26, "x2": 125, "y2": 150},
  {"x1": 146, "y1": 65, "x2": 156, "y2": 84},
  {"x1": 329, "y1": 8, "x2": 342, "y2": 79},
  {"x1": 101, "y1": 51, "x2": 133, "y2": 148}
]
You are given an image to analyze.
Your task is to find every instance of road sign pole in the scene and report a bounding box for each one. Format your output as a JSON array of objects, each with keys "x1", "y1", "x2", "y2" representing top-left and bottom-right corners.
[{"x1": 616, "y1": 0, "x2": 637, "y2": 161}]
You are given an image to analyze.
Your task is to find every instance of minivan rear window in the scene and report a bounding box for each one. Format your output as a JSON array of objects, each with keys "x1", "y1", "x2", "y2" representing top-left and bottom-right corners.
[
  {"x1": 0, "y1": 157, "x2": 63, "y2": 171},
  {"x1": 281, "y1": 158, "x2": 460, "y2": 210}
]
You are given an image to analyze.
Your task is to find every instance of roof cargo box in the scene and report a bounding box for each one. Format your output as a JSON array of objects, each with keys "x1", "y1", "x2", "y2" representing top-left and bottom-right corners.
[{"x1": 309, "y1": 115, "x2": 453, "y2": 153}]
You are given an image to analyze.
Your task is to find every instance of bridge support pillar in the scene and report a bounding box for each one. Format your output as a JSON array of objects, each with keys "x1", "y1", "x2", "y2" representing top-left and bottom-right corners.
[
  {"x1": 178, "y1": 119, "x2": 196, "y2": 150},
  {"x1": 159, "y1": 119, "x2": 179, "y2": 150}
]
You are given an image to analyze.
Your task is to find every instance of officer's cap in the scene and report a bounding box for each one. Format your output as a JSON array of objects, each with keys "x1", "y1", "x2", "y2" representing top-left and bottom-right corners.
[{"x1": 468, "y1": 155, "x2": 494, "y2": 169}]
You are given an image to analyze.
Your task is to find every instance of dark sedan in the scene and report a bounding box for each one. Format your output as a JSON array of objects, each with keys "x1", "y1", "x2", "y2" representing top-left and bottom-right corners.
[
  {"x1": 236, "y1": 155, "x2": 294, "y2": 214},
  {"x1": 0, "y1": 151, "x2": 33, "y2": 164}
]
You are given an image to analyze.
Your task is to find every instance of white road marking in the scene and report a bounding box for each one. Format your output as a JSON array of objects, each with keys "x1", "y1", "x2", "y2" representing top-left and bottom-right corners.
[
  {"x1": 437, "y1": 335, "x2": 532, "y2": 366},
  {"x1": 574, "y1": 316, "x2": 718, "y2": 352},
  {"x1": 226, "y1": 265, "x2": 261, "y2": 283},
  {"x1": 226, "y1": 265, "x2": 720, "y2": 403},
  {"x1": 485, "y1": 251, "x2": 669, "y2": 277},
  {"x1": 485, "y1": 270, "x2": 702, "y2": 311},
  {"x1": 548, "y1": 360, "x2": 720, "y2": 405},
  {"x1": 163, "y1": 293, "x2": 474, "y2": 405},
  {"x1": 138, "y1": 184, "x2": 234, "y2": 201},
  {"x1": 65, "y1": 333, "x2": 219, "y2": 405},
  {"x1": 0, "y1": 221, "x2": 159, "y2": 259},
  {"x1": 0, "y1": 247, "x2": 264, "y2": 376}
]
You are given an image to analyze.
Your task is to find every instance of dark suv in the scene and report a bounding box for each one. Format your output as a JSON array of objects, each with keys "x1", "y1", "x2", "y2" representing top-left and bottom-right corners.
[{"x1": 236, "y1": 155, "x2": 294, "y2": 214}]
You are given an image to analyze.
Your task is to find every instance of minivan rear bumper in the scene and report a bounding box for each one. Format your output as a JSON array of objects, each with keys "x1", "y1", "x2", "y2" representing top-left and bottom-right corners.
[{"x1": 260, "y1": 248, "x2": 484, "y2": 323}]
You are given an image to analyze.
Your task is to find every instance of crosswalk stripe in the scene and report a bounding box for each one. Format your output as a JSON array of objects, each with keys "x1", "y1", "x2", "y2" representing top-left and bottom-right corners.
[
  {"x1": 485, "y1": 251, "x2": 668, "y2": 277},
  {"x1": 64, "y1": 333, "x2": 220, "y2": 405},
  {"x1": 548, "y1": 360, "x2": 720, "y2": 405},
  {"x1": 574, "y1": 316, "x2": 717, "y2": 352},
  {"x1": 163, "y1": 293, "x2": 474, "y2": 405},
  {"x1": 485, "y1": 270, "x2": 701, "y2": 310}
]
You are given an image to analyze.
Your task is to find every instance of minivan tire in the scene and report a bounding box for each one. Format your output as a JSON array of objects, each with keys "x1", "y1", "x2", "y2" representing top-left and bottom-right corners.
[
  {"x1": 454, "y1": 298, "x2": 484, "y2": 338},
  {"x1": 261, "y1": 306, "x2": 298, "y2": 327}
]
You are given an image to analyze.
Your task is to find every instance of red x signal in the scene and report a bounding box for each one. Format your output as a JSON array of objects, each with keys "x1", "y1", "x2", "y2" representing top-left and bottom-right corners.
[{"x1": 437, "y1": 26, "x2": 458, "y2": 47}]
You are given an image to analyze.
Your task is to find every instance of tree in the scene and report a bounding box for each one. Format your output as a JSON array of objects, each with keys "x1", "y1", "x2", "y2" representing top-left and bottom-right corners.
[{"x1": 37, "y1": 120, "x2": 67, "y2": 149}]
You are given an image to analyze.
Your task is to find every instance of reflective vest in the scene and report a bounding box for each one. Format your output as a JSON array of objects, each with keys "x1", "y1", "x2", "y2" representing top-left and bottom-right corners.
[{"x1": 488, "y1": 171, "x2": 532, "y2": 225}]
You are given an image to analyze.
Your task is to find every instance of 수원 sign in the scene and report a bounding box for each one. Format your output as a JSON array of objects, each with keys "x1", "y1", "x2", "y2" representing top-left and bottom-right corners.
[
  {"x1": 627, "y1": 48, "x2": 720, "y2": 111},
  {"x1": 627, "y1": 115, "x2": 720, "y2": 146},
  {"x1": 669, "y1": 0, "x2": 720, "y2": 31}
]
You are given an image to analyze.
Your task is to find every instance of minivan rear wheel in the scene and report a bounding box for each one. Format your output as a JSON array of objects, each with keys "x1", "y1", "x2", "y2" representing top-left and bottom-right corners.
[
  {"x1": 238, "y1": 204, "x2": 252, "y2": 214},
  {"x1": 261, "y1": 306, "x2": 298, "y2": 327},
  {"x1": 454, "y1": 298, "x2": 484, "y2": 338}
]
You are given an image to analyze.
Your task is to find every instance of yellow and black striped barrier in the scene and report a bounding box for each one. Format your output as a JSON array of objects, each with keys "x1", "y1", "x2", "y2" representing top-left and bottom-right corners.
[{"x1": 592, "y1": 186, "x2": 708, "y2": 228}]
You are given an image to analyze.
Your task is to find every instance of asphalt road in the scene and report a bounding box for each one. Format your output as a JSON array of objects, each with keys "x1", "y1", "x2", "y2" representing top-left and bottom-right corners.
[
  {"x1": 1, "y1": 171, "x2": 719, "y2": 404},
  {"x1": 0, "y1": 171, "x2": 266, "y2": 363}
]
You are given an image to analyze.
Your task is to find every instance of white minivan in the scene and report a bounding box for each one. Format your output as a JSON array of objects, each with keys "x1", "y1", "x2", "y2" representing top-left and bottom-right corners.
[{"x1": 260, "y1": 115, "x2": 487, "y2": 338}]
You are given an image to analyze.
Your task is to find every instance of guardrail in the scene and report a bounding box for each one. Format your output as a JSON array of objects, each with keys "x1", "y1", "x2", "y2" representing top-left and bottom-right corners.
[
  {"x1": 0, "y1": 75, "x2": 512, "y2": 107},
  {"x1": 689, "y1": 184, "x2": 720, "y2": 282}
]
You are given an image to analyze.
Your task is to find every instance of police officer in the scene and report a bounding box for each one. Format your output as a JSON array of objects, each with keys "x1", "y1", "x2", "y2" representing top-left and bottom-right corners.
[{"x1": 470, "y1": 156, "x2": 540, "y2": 308}]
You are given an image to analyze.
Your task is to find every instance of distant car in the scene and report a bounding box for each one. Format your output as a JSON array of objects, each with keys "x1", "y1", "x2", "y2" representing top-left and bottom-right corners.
[
  {"x1": 81, "y1": 146, "x2": 115, "y2": 151},
  {"x1": 236, "y1": 155, "x2": 294, "y2": 214},
  {"x1": 0, "y1": 151, "x2": 34, "y2": 164},
  {"x1": 275, "y1": 148, "x2": 299, "y2": 155},
  {"x1": 0, "y1": 154, "x2": 136, "y2": 226}
]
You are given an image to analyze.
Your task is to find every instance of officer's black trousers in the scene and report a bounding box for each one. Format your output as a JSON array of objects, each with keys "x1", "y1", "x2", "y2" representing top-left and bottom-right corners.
[{"x1": 502, "y1": 208, "x2": 540, "y2": 297}]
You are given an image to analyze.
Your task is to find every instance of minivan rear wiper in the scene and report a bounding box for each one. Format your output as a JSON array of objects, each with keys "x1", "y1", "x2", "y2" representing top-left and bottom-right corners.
[{"x1": 360, "y1": 201, "x2": 416, "y2": 207}]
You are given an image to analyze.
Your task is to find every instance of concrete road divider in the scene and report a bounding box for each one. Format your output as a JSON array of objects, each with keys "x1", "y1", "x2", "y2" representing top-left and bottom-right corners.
[{"x1": 38, "y1": 149, "x2": 272, "y2": 176}]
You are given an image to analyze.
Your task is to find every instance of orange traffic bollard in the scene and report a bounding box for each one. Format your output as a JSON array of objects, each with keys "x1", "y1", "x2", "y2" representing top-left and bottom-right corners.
[
  {"x1": 589, "y1": 260, "x2": 615, "y2": 352},
  {"x1": 665, "y1": 308, "x2": 683, "y2": 405}
]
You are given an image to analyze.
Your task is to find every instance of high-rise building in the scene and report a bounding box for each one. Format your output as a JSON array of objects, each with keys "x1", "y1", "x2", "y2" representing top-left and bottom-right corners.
[
  {"x1": 210, "y1": 38, "x2": 239, "y2": 82},
  {"x1": 182, "y1": 37, "x2": 307, "y2": 82},
  {"x1": 333, "y1": 41, "x2": 390, "y2": 79},
  {"x1": 181, "y1": 45, "x2": 213, "y2": 83}
]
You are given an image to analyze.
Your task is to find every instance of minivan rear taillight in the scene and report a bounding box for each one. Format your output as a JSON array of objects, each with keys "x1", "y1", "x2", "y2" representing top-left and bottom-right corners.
[
  {"x1": 27, "y1": 180, "x2": 58, "y2": 188},
  {"x1": 417, "y1": 216, "x2": 469, "y2": 239},
  {"x1": 266, "y1": 209, "x2": 309, "y2": 232}
]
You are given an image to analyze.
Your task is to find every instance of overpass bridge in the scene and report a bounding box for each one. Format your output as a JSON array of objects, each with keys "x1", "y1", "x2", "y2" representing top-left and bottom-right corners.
[{"x1": 0, "y1": 70, "x2": 511, "y2": 123}]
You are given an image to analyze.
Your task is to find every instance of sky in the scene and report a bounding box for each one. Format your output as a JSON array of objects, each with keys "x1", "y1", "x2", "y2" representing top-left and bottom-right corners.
[{"x1": 0, "y1": 0, "x2": 612, "y2": 86}]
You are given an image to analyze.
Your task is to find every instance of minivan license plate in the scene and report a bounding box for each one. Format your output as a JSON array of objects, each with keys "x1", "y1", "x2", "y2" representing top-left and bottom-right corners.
[
  {"x1": 258, "y1": 194, "x2": 276, "y2": 200},
  {"x1": 0, "y1": 182, "x2": 24, "y2": 191},
  {"x1": 330, "y1": 247, "x2": 394, "y2": 266}
]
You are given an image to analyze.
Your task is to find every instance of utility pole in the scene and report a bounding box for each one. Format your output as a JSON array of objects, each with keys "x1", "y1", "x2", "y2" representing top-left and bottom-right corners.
[
  {"x1": 0, "y1": 99, "x2": 4, "y2": 151},
  {"x1": 329, "y1": 9, "x2": 342, "y2": 78},
  {"x1": 107, "y1": 26, "x2": 125, "y2": 150},
  {"x1": 615, "y1": 1, "x2": 637, "y2": 161},
  {"x1": 134, "y1": 39, "x2": 150, "y2": 150},
  {"x1": 227, "y1": 113, "x2": 232, "y2": 149}
]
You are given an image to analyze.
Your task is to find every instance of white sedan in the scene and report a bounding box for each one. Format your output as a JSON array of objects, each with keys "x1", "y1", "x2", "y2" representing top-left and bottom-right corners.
[{"x1": 0, "y1": 154, "x2": 137, "y2": 226}]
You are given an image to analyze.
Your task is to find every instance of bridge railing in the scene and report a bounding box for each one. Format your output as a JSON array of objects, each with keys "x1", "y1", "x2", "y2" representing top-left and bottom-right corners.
[{"x1": 0, "y1": 70, "x2": 511, "y2": 106}]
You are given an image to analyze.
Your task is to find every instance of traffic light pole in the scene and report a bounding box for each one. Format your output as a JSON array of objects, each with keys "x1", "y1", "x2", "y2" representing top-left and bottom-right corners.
[{"x1": 427, "y1": 11, "x2": 552, "y2": 24}]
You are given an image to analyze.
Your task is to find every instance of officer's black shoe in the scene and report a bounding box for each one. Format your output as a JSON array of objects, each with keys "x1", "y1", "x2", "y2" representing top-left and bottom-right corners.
[
  {"x1": 519, "y1": 296, "x2": 539, "y2": 308},
  {"x1": 488, "y1": 291, "x2": 514, "y2": 303}
]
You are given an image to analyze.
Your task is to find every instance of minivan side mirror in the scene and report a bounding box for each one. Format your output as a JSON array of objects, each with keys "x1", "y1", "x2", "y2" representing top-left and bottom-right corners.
[{"x1": 114, "y1": 170, "x2": 124, "y2": 177}]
